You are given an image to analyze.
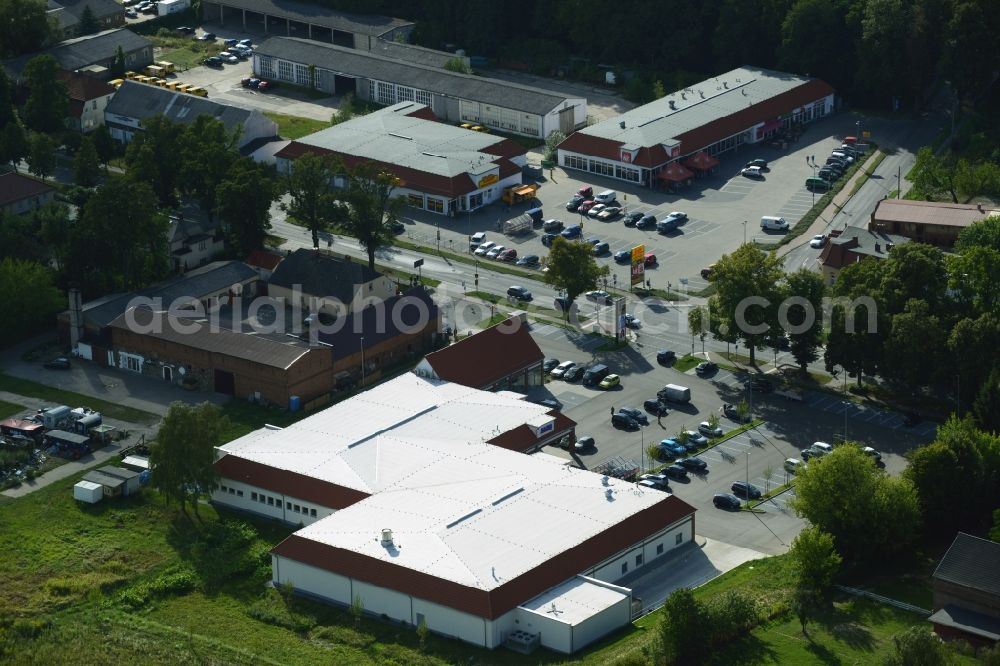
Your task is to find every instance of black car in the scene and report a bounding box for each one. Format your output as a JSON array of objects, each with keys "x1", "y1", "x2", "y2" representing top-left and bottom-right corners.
[
  {"x1": 542, "y1": 219, "x2": 564, "y2": 232},
  {"x1": 818, "y1": 168, "x2": 839, "y2": 181},
  {"x1": 506, "y1": 286, "x2": 532, "y2": 301},
  {"x1": 624, "y1": 211, "x2": 644, "y2": 227},
  {"x1": 565, "y1": 196, "x2": 585, "y2": 212},
  {"x1": 515, "y1": 254, "x2": 540, "y2": 267},
  {"x1": 745, "y1": 377, "x2": 773, "y2": 393},
  {"x1": 614, "y1": 250, "x2": 630, "y2": 263},
  {"x1": 390, "y1": 220, "x2": 405, "y2": 234},
  {"x1": 731, "y1": 481, "x2": 762, "y2": 500},
  {"x1": 695, "y1": 361, "x2": 717, "y2": 376},
  {"x1": 203, "y1": 56, "x2": 223, "y2": 67},
  {"x1": 617, "y1": 407, "x2": 648, "y2": 425},
  {"x1": 611, "y1": 413, "x2": 639, "y2": 430},
  {"x1": 677, "y1": 456, "x2": 708, "y2": 472},
  {"x1": 745, "y1": 158, "x2": 769, "y2": 170},
  {"x1": 563, "y1": 365, "x2": 585, "y2": 382},
  {"x1": 554, "y1": 296, "x2": 571, "y2": 312},
  {"x1": 175, "y1": 25, "x2": 195, "y2": 34},
  {"x1": 636, "y1": 214, "x2": 657, "y2": 230},
  {"x1": 543, "y1": 358, "x2": 561, "y2": 373},
  {"x1": 541, "y1": 233, "x2": 558, "y2": 247},
  {"x1": 656, "y1": 349, "x2": 676, "y2": 365},
  {"x1": 643, "y1": 399, "x2": 669, "y2": 416},
  {"x1": 664, "y1": 464, "x2": 688, "y2": 480},
  {"x1": 713, "y1": 493, "x2": 741, "y2": 510},
  {"x1": 722, "y1": 403, "x2": 747, "y2": 422},
  {"x1": 44, "y1": 357, "x2": 71, "y2": 370}
]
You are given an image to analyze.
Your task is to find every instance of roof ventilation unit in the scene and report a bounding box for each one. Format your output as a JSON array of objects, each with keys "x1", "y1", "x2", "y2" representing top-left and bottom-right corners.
[
  {"x1": 668, "y1": 100, "x2": 676, "y2": 110},
  {"x1": 605, "y1": 488, "x2": 614, "y2": 501},
  {"x1": 619, "y1": 121, "x2": 625, "y2": 129},
  {"x1": 381, "y1": 528, "x2": 393, "y2": 546}
]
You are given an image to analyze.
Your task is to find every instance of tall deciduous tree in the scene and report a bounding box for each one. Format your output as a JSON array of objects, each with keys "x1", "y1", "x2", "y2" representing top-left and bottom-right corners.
[
  {"x1": 0, "y1": 0, "x2": 58, "y2": 58},
  {"x1": 543, "y1": 236, "x2": 609, "y2": 317},
  {"x1": 789, "y1": 525, "x2": 841, "y2": 597},
  {"x1": 179, "y1": 115, "x2": 240, "y2": 218},
  {"x1": 882, "y1": 626, "x2": 953, "y2": 666},
  {"x1": 150, "y1": 402, "x2": 228, "y2": 519},
  {"x1": 22, "y1": 55, "x2": 69, "y2": 134},
  {"x1": 956, "y1": 215, "x2": 1000, "y2": 253},
  {"x1": 941, "y1": 0, "x2": 1000, "y2": 102},
  {"x1": 911, "y1": 147, "x2": 958, "y2": 202},
  {"x1": 974, "y1": 369, "x2": 1000, "y2": 433},
  {"x1": 125, "y1": 116, "x2": 184, "y2": 207},
  {"x1": 26, "y1": 132, "x2": 57, "y2": 179},
  {"x1": 0, "y1": 257, "x2": 64, "y2": 347},
  {"x1": 782, "y1": 268, "x2": 826, "y2": 374},
  {"x1": 73, "y1": 135, "x2": 101, "y2": 187},
  {"x1": 0, "y1": 120, "x2": 29, "y2": 170},
  {"x1": 282, "y1": 152, "x2": 338, "y2": 249},
  {"x1": 657, "y1": 587, "x2": 708, "y2": 665},
  {"x1": 883, "y1": 299, "x2": 947, "y2": 389},
  {"x1": 0, "y1": 68, "x2": 15, "y2": 129},
  {"x1": 91, "y1": 124, "x2": 117, "y2": 167},
  {"x1": 791, "y1": 445, "x2": 921, "y2": 563},
  {"x1": 704, "y1": 244, "x2": 784, "y2": 365},
  {"x1": 216, "y1": 158, "x2": 277, "y2": 257},
  {"x1": 76, "y1": 4, "x2": 99, "y2": 35},
  {"x1": 338, "y1": 162, "x2": 405, "y2": 271}
]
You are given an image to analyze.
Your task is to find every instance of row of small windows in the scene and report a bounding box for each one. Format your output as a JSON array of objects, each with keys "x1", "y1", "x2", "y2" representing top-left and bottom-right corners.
[
  {"x1": 619, "y1": 533, "x2": 683, "y2": 575},
  {"x1": 249, "y1": 490, "x2": 318, "y2": 518},
  {"x1": 219, "y1": 484, "x2": 244, "y2": 498}
]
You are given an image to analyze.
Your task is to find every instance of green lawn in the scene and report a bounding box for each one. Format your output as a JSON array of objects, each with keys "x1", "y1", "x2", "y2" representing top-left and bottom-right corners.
[
  {"x1": 673, "y1": 354, "x2": 702, "y2": 373},
  {"x1": 151, "y1": 35, "x2": 222, "y2": 73},
  {"x1": 0, "y1": 373, "x2": 157, "y2": 424},
  {"x1": 0, "y1": 399, "x2": 23, "y2": 419},
  {"x1": 264, "y1": 112, "x2": 332, "y2": 140}
]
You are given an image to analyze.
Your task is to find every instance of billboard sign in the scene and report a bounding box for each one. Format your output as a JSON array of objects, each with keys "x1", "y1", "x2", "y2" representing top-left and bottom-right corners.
[{"x1": 630, "y1": 244, "x2": 645, "y2": 287}]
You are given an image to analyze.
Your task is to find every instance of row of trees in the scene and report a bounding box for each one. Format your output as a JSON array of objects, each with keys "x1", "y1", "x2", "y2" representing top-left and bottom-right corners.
[{"x1": 326, "y1": 0, "x2": 999, "y2": 110}]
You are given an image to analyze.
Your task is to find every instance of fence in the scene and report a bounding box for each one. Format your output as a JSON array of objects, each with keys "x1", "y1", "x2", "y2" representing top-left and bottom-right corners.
[{"x1": 833, "y1": 584, "x2": 931, "y2": 615}]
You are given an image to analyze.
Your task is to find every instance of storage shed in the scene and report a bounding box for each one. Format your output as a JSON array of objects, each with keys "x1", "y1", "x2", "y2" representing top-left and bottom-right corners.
[
  {"x1": 120, "y1": 455, "x2": 150, "y2": 473},
  {"x1": 73, "y1": 480, "x2": 104, "y2": 504},
  {"x1": 82, "y1": 466, "x2": 140, "y2": 497}
]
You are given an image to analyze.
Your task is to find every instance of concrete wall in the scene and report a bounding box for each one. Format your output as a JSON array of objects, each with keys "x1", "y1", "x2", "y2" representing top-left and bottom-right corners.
[{"x1": 586, "y1": 516, "x2": 693, "y2": 583}]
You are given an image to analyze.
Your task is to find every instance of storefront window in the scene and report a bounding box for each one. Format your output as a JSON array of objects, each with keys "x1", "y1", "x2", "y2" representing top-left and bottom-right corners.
[
  {"x1": 427, "y1": 198, "x2": 444, "y2": 213},
  {"x1": 407, "y1": 194, "x2": 424, "y2": 208}
]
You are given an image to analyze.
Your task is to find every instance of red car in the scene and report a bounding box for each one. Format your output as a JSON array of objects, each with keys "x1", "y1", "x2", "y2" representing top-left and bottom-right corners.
[
  {"x1": 576, "y1": 199, "x2": 596, "y2": 214},
  {"x1": 577, "y1": 186, "x2": 594, "y2": 198},
  {"x1": 257, "y1": 80, "x2": 276, "y2": 92},
  {"x1": 644, "y1": 253, "x2": 657, "y2": 267},
  {"x1": 497, "y1": 248, "x2": 517, "y2": 262}
]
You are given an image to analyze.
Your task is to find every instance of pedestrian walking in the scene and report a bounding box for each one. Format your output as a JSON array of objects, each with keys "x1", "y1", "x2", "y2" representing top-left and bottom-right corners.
[
  {"x1": 657, "y1": 413, "x2": 663, "y2": 427},
  {"x1": 610, "y1": 406, "x2": 614, "y2": 417}
]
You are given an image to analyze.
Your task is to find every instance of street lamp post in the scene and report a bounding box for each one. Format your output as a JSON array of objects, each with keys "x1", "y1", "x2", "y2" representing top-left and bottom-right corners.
[
  {"x1": 745, "y1": 451, "x2": 751, "y2": 508},
  {"x1": 742, "y1": 220, "x2": 747, "y2": 244}
]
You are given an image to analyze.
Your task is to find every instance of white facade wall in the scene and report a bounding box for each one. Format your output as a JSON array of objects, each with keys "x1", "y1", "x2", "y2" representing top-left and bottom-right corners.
[
  {"x1": 213, "y1": 477, "x2": 336, "y2": 526},
  {"x1": 540, "y1": 99, "x2": 587, "y2": 139},
  {"x1": 240, "y1": 110, "x2": 280, "y2": 149},
  {"x1": 586, "y1": 516, "x2": 693, "y2": 582},
  {"x1": 79, "y1": 92, "x2": 115, "y2": 132},
  {"x1": 413, "y1": 596, "x2": 491, "y2": 645},
  {"x1": 569, "y1": 594, "x2": 630, "y2": 652}
]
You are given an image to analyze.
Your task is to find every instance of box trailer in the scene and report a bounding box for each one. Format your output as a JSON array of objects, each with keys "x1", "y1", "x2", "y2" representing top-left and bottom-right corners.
[
  {"x1": 41, "y1": 405, "x2": 72, "y2": 430},
  {"x1": 501, "y1": 183, "x2": 538, "y2": 205},
  {"x1": 657, "y1": 384, "x2": 691, "y2": 403},
  {"x1": 73, "y1": 480, "x2": 104, "y2": 504},
  {"x1": 503, "y1": 214, "x2": 534, "y2": 236}
]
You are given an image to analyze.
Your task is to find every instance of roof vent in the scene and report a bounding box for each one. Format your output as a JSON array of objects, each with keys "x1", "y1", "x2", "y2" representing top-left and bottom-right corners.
[
  {"x1": 601, "y1": 475, "x2": 610, "y2": 486},
  {"x1": 381, "y1": 528, "x2": 393, "y2": 546},
  {"x1": 723, "y1": 82, "x2": 728, "y2": 89},
  {"x1": 388, "y1": 132, "x2": 412, "y2": 140},
  {"x1": 619, "y1": 121, "x2": 625, "y2": 130},
  {"x1": 605, "y1": 488, "x2": 614, "y2": 501},
  {"x1": 680, "y1": 93, "x2": 686, "y2": 100},
  {"x1": 668, "y1": 100, "x2": 676, "y2": 110}
]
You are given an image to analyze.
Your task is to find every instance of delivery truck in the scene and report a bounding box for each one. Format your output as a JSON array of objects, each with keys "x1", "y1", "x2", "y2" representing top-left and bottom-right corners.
[{"x1": 657, "y1": 384, "x2": 691, "y2": 403}]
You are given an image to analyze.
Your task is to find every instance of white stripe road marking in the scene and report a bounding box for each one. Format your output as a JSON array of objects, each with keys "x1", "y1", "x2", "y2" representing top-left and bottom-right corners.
[{"x1": 864, "y1": 410, "x2": 884, "y2": 423}]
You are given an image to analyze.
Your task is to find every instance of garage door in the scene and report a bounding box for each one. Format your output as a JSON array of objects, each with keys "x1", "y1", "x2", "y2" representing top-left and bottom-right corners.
[{"x1": 214, "y1": 369, "x2": 235, "y2": 395}]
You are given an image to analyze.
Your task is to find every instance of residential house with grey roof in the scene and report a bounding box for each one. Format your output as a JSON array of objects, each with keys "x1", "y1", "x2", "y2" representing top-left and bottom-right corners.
[
  {"x1": 253, "y1": 37, "x2": 585, "y2": 138},
  {"x1": 104, "y1": 81, "x2": 278, "y2": 150},
  {"x1": 275, "y1": 101, "x2": 527, "y2": 216},
  {"x1": 0, "y1": 173, "x2": 56, "y2": 215},
  {"x1": 930, "y1": 532, "x2": 1000, "y2": 647},
  {"x1": 817, "y1": 225, "x2": 909, "y2": 286},
  {"x1": 201, "y1": 0, "x2": 413, "y2": 50},
  {"x1": 47, "y1": 0, "x2": 125, "y2": 39},
  {"x1": 3, "y1": 29, "x2": 150, "y2": 81},
  {"x1": 267, "y1": 248, "x2": 395, "y2": 318},
  {"x1": 168, "y1": 213, "x2": 225, "y2": 272}
]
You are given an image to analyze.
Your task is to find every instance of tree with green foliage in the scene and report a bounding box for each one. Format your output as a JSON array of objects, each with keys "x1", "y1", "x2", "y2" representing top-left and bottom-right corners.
[
  {"x1": 791, "y1": 445, "x2": 921, "y2": 563},
  {"x1": 76, "y1": 4, "x2": 99, "y2": 35},
  {"x1": 26, "y1": 132, "x2": 57, "y2": 179},
  {"x1": 179, "y1": 115, "x2": 240, "y2": 218},
  {"x1": 543, "y1": 236, "x2": 609, "y2": 319},
  {"x1": 544, "y1": 129, "x2": 565, "y2": 163},
  {"x1": 111, "y1": 45, "x2": 127, "y2": 77},
  {"x1": 956, "y1": 214, "x2": 1000, "y2": 253},
  {"x1": 974, "y1": 368, "x2": 1000, "y2": 433},
  {"x1": 337, "y1": 161, "x2": 405, "y2": 271},
  {"x1": 782, "y1": 268, "x2": 826, "y2": 375},
  {"x1": 905, "y1": 417, "x2": 999, "y2": 542},
  {"x1": 68, "y1": 176, "x2": 169, "y2": 292},
  {"x1": 22, "y1": 55, "x2": 69, "y2": 134},
  {"x1": 941, "y1": 0, "x2": 1000, "y2": 103},
  {"x1": 652, "y1": 80, "x2": 666, "y2": 99},
  {"x1": 282, "y1": 152, "x2": 338, "y2": 249},
  {"x1": 0, "y1": 0, "x2": 58, "y2": 58},
  {"x1": 778, "y1": 0, "x2": 855, "y2": 98},
  {"x1": 150, "y1": 402, "x2": 228, "y2": 519},
  {"x1": 216, "y1": 158, "x2": 277, "y2": 257},
  {"x1": 443, "y1": 56, "x2": 471, "y2": 74},
  {"x1": 0, "y1": 120, "x2": 29, "y2": 170},
  {"x1": 33, "y1": 203, "x2": 72, "y2": 269},
  {"x1": 704, "y1": 244, "x2": 784, "y2": 365},
  {"x1": 911, "y1": 147, "x2": 958, "y2": 202},
  {"x1": 948, "y1": 247, "x2": 1000, "y2": 315},
  {"x1": 882, "y1": 626, "x2": 953, "y2": 666},
  {"x1": 91, "y1": 124, "x2": 116, "y2": 167},
  {"x1": 330, "y1": 93, "x2": 355, "y2": 125},
  {"x1": 0, "y1": 257, "x2": 64, "y2": 348},
  {"x1": 0, "y1": 68, "x2": 15, "y2": 129},
  {"x1": 73, "y1": 135, "x2": 101, "y2": 187},
  {"x1": 789, "y1": 526, "x2": 841, "y2": 597},
  {"x1": 883, "y1": 299, "x2": 948, "y2": 389},
  {"x1": 0, "y1": 209, "x2": 49, "y2": 264},
  {"x1": 656, "y1": 587, "x2": 707, "y2": 665},
  {"x1": 125, "y1": 116, "x2": 185, "y2": 207},
  {"x1": 949, "y1": 313, "x2": 1000, "y2": 415}
]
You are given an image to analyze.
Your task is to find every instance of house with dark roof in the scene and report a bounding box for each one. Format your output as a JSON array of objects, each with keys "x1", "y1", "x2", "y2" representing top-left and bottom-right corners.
[
  {"x1": 253, "y1": 37, "x2": 585, "y2": 138},
  {"x1": 108, "y1": 306, "x2": 334, "y2": 405},
  {"x1": 276, "y1": 101, "x2": 528, "y2": 216},
  {"x1": 817, "y1": 225, "x2": 910, "y2": 286},
  {"x1": 104, "y1": 81, "x2": 278, "y2": 150},
  {"x1": 201, "y1": 0, "x2": 413, "y2": 51},
  {"x1": 930, "y1": 533, "x2": 1000, "y2": 647},
  {"x1": 267, "y1": 248, "x2": 395, "y2": 316},
  {"x1": 3, "y1": 29, "x2": 150, "y2": 82},
  {"x1": 57, "y1": 260, "x2": 260, "y2": 360},
  {"x1": 415, "y1": 313, "x2": 544, "y2": 393},
  {"x1": 558, "y1": 66, "x2": 835, "y2": 188},
  {"x1": 48, "y1": 0, "x2": 125, "y2": 39},
  {"x1": 0, "y1": 173, "x2": 56, "y2": 215},
  {"x1": 167, "y1": 213, "x2": 225, "y2": 271},
  {"x1": 869, "y1": 199, "x2": 1000, "y2": 248},
  {"x1": 58, "y1": 70, "x2": 115, "y2": 132},
  {"x1": 245, "y1": 249, "x2": 284, "y2": 280}
]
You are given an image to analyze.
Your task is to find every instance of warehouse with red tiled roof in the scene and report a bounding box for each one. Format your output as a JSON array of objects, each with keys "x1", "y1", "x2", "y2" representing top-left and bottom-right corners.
[{"x1": 557, "y1": 66, "x2": 835, "y2": 188}]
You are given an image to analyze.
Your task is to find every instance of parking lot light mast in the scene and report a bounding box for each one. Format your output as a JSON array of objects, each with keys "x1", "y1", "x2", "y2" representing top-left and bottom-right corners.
[{"x1": 745, "y1": 451, "x2": 751, "y2": 508}]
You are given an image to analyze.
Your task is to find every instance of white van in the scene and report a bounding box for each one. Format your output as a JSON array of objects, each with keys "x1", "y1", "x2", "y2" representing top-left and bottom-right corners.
[
  {"x1": 760, "y1": 216, "x2": 788, "y2": 231},
  {"x1": 595, "y1": 190, "x2": 617, "y2": 204}
]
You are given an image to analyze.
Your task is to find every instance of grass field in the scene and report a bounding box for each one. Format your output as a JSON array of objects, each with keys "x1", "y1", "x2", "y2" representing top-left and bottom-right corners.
[
  {"x1": 151, "y1": 35, "x2": 222, "y2": 73},
  {"x1": 0, "y1": 373, "x2": 157, "y2": 424},
  {"x1": 0, "y1": 399, "x2": 23, "y2": 419},
  {"x1": 0, "y1": 465, "x2": 968, "y2": 665},
  {"x1": 264, "y1": 112, "x2": 332, "y2": 140}
]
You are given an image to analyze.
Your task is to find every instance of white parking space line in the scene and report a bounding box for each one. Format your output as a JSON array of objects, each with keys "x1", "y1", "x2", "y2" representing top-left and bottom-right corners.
[{"x1": 863, "y1": 410, "x2": 884, "y2": 423}]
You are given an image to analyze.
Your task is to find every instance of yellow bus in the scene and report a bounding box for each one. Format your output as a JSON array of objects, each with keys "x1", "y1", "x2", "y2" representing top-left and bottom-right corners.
[
  {"x1": 155, "y1": 61, "x2": 175, "y2": 74},
  {"x1": 144, "y1": 65, "x2": 165, "y2": 78},
  {"x1": 164, "y1": 81, "x2": 181, "y2": 91},
  {"x1": 124, "y1": 71, "x2": 138, "y2": 80},
  {"x1": 134, "y1": 75, "x2": 151, "y2": 84},
  {"x1": 189, "y1": 87, "x2": 208, "y2": 97},
  {"x1": 178, "y1": 84, "x2": 195, "y2": 94},
  {"x1": 108, "y1": 78, "x2": 125, "y2": 88}
]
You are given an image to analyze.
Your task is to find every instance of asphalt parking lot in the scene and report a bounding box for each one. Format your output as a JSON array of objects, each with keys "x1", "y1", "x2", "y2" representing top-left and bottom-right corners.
[
  {"x1": 400, "y1": 114, "x2": 870, "y2": 291},
  {"x1": 526, "y1": 321, "x2": 935, "y2": 554}
]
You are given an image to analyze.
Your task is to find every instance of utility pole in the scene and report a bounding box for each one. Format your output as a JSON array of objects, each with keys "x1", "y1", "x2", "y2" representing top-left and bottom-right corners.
[
  {"x1": 897, "y1": 165, "x2": 901, "y2": 198},
  {"x1": 745, "y1": 451, "x2": 750, "y2": 508},
  {"x1": 742, "y1": 220, "x2": 747, "y2": 244}
]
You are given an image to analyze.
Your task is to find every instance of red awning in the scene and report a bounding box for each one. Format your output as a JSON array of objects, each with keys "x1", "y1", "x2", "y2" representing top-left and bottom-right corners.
[
  {"x1": 656, "y1": 161, "x2": 695, "y2": 182},
  {"x1": 683, "y1": 151, "x2": 720, "y2": 171},
  {"x1": 756, "y1": 119, "x2": 783, "y2": 138}
]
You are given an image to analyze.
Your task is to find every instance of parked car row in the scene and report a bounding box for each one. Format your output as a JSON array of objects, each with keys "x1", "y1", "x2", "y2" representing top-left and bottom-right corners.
[{"x1": 808, "y1": 143, "x2": 863, "y2": 191}]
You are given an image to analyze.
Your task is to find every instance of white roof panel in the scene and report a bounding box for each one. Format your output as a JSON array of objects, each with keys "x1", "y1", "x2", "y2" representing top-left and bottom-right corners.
[{"x1": 519, "y1": 576, "x2": 628, "y2": 625}]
